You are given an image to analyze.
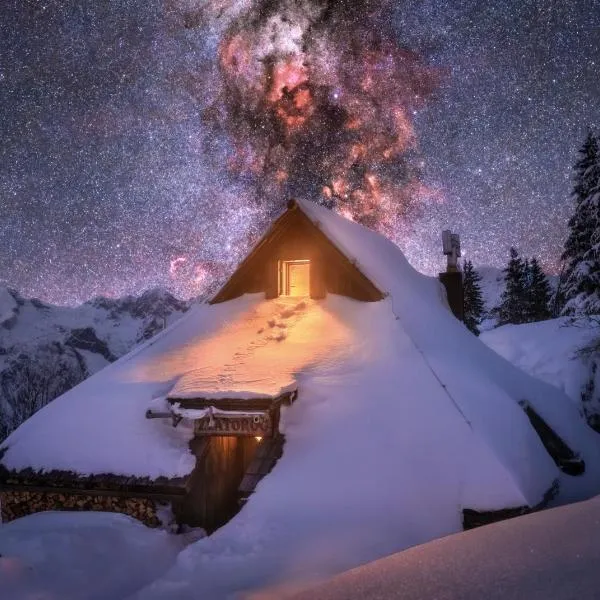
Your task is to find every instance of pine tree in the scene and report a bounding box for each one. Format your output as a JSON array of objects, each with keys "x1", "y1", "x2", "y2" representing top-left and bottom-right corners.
[
  {"x1": 527, "y1": 258, "x2": 552, "y2": 321},
  {"x1": 521, "y1": 257, "x2": 533, "y2": 321},
  {"x1": 462, "y1": 260, "x2": 485, "y2": 335},
  {"x1": 562, "y1": 130, "x2": 600, "y2": 315},
  {"x1": 497, "y1": 247, "x2": 527, "y2": 326},
  {"x1": 551, "y1": 262, "x2": 567, "y2": 317}
]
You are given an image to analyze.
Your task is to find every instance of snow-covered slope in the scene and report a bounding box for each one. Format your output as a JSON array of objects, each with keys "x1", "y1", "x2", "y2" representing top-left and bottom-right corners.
[
  {"x1": 0, "y1": 286, "x2": 189, "y2": 440},
  {"x1": 0, "y1": 287, "x2": 18, "y2": 328},
  {"x1": 0, "y1": 511, "x2": 188, "y2": 600},
  {"x1": 3, "y1": 495, "x2": 600, "y2": 600},
  {"x1": 481, "y1": 317, "x2": 600, "y2": 426},
  {"x1": 288, "y1": 495, "x2": 600, "y2": 600}
]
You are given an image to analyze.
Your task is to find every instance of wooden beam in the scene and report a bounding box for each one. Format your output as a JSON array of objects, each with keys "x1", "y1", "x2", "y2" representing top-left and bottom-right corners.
[
  {"x1": 0, "y1": 482, "x2": 186, "y2": 500},
  {"x1": 168, "y1": 391, "x2": 296, "y2": 412}
]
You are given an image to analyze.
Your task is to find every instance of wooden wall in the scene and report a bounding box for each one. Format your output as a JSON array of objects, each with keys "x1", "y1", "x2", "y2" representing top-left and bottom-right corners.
[
  {"x1": 177, "y1": 436, "x2": 261, "y2": 533},
  {"x1": 212, "y1": 207, "x2": 383, "y2": 303}
]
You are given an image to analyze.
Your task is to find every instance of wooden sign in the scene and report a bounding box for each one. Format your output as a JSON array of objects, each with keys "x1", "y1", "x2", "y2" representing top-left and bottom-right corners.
[{"x1": 194, "y1": 412, "x2": 273, "y2": 437}]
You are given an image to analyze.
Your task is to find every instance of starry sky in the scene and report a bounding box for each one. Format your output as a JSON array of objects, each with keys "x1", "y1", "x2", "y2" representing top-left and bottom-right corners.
[{"x1": 1, "y1": 0, "x2": 599, "y2": 305}]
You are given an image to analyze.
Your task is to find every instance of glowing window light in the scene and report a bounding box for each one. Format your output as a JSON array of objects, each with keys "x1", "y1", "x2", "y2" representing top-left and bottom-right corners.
[{"x1": 279, "y1": 260, "x2": 310, "y2": 297}]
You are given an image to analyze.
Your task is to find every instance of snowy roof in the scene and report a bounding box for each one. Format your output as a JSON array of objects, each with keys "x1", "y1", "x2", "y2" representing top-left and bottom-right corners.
[{"x1": 2, "y1": 199, "x2": 600, "y2": 587}]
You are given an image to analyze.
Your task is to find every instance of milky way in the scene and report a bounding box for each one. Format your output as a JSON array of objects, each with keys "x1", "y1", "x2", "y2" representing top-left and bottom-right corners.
[{"x1": 0, "y1": 0, "x2": 599, "y2": 304}]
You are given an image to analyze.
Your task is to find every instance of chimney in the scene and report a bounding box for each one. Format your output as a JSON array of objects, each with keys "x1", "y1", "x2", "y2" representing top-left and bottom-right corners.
[{"x1": 439, "y1": 230, "x2": 464, "y2": 321}]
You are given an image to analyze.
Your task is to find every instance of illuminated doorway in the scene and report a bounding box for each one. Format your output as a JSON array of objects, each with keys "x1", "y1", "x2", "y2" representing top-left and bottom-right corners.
[{"x1": 279, "y1": 260, "x2": 310, "y2": 297}]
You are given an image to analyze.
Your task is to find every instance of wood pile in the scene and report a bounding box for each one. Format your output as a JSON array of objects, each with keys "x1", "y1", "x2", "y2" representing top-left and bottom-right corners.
[{"x1": 0, "y1": 490, "x2": 163, "y2": 527}]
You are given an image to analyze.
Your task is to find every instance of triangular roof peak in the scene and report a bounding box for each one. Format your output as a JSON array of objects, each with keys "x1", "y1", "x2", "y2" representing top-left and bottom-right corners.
[{"x1": 210, "y1": 198, "x2": 386, "y2": 304}]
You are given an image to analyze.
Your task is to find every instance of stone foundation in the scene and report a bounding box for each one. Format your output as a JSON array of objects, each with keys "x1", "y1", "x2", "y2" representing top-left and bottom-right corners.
[{"x1": 0, "y1": 490, "x2": 164, "y2": 527}]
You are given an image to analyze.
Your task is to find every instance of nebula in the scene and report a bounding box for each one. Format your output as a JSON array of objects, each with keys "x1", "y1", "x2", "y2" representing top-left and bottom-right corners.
[{"x1": 179, "y1": 0, "x2": 439, "y2": 236}]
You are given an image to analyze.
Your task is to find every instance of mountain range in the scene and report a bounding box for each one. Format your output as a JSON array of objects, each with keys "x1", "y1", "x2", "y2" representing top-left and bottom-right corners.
[{"x1": 0, "y1": 286, "x2": 189, "y2": 440}]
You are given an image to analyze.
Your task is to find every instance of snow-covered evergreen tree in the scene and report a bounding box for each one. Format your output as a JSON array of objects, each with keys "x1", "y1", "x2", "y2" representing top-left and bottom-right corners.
[
  {"x1": 562, "y1": 130, "x2": 600, "y2": 315},
  {"x1": 527, "y1": 258, "x2": 552, "y2": 322},
  {"x1": 521, "y1": 257, "x2": 532, "y2": 319},
  {"x1": 462, "y1": 260, "x2": 485, "y2": 335},
  {"x1": 497, "y1": 247, "x2": 527, "y2": 326}
]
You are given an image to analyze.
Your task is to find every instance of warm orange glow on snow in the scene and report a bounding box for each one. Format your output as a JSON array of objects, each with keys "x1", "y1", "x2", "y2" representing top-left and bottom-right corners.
[{"x1": 129, "y1": 297, "x2": 354, "y2": 400}]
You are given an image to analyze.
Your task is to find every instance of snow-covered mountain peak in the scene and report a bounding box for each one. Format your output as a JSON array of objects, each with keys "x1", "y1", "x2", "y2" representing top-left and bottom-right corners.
[
  {"x1": 0, "y1": 286, "x2": 190, "y2": 440},
  {"x1": 0, "y1": 286, "x2": 19, "y2": 328}
]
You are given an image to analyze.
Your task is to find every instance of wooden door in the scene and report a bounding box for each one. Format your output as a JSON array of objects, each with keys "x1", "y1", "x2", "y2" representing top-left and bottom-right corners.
[{"x1": 287, "y1": 261, "x2": 310, "y2": 296}]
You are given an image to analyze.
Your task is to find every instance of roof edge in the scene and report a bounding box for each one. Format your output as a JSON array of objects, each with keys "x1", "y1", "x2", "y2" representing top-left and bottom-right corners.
[
  {"x1": 209, "y1": 198, "x2": 386, "y2": 304},
  {"x1": 292, "y1": 199, "x2": 387, "y2": 299}
]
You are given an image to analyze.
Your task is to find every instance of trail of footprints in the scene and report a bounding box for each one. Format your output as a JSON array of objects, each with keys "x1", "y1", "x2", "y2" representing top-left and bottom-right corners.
[{"x1": 219, "y1": 301, "x2": 308, "y2": 381}]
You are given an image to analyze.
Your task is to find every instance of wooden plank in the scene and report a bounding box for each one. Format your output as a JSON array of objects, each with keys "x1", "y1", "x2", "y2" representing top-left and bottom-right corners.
[
  {"x1": 178, "y1": 436, "x2": 259, "y2": 532},
  {"x1": 238, "y1": 474, "x2": 262, "y2": 495},
  {"x1": 237, "y1": 435, "x2": 285, "y2": 496},
  {"x1": 0, "y1": 482, "x2": 185, "y2": 500},
  {"x1": 168, "y1": 392, "x2": 295, "y2": 412}
]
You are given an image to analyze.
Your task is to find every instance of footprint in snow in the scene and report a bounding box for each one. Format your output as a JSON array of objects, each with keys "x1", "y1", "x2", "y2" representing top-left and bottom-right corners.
[{"x1": 267, "y1": 331, "x2": 287, "y2": 342}]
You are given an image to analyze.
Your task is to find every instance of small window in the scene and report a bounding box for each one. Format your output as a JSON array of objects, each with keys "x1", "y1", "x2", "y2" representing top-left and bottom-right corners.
[
  {"x1": 519, "y1": 400, "x2": 585, "y2": 476},
  {"x1": 279, "y1": 260, "x2": 310, "y2": 297}
]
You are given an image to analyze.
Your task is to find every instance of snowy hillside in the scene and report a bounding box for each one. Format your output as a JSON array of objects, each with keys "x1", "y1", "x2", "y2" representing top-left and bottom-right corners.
[
  {"x1": 481, "y1": 317, "x2": 600, "y2": 429},
  {"x1": 3, "y1": 493, "x2": 600, "y2": 600},
  {"x1": 0, "y1": 512, "x2": 190, "y2": 600},
  {"x1": 0, "y1": 286, "x2": 189, "y2": 440},
  {"x1": 289, "y1": 494, "x2": 600, "y2": 600}
]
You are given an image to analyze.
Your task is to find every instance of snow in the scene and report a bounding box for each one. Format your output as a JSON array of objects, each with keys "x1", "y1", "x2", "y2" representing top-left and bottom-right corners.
[
  {"x1": 3, "y1": 200, "x2": 600, "y2": 598},
  {"x1": 0, "y1": 297, "x2": 250, "y2": 478},
  {"x1": 477, "y1": 266, "x2": 506, "y2": 314},
  {"x1": 0, "y1": 293, "x2": 355, "y2": 478},
  {"x1": 170, "y1": 383, "x2": 297, "y2": 400},
  {"x1": 77, "y1": 348, "x2": 112, "y2": 375},
  {"x1": 481, "y1": 317, "x2": 598, "y2": 405},
  {"x1": 0, "y1": 511, "x2": 186, "y2": 600},
  {"x1": 0, "y1": 287, "x2": 187, "y2": 371},
  {"x1": 172, "y1": 405, "x2": 273, "y2": 420},
  {"x1": 288, "y1": 495, "x2": 600, "y2": 600},
  {"x1": 297, "y1": 199, "x2": 600, "y2": 503},
  {"x1": 0, "y1": 286, "x2": 17, "y2": 326}
]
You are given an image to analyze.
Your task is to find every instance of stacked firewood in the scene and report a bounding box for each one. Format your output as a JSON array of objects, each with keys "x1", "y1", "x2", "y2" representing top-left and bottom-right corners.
[{"x1": 0, "y1": 490, "x2": 161, "y2": 527}]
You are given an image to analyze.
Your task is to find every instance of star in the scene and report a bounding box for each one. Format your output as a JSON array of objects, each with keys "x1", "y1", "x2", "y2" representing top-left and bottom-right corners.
[{"x1": 0, "y1": 0, "x2": 598, "y2": 304}]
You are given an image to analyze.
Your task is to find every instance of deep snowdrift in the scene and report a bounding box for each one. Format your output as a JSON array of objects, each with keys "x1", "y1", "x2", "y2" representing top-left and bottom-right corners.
[
  {"x1": 481, "y1": 317, "x2": 598, "y2": 407},
  {"x1": 0, "y1": 511, "x2": 187, "y2": 600},
  {"x1": 288, "y1": 495, "x2": 600, "y2": 600}
]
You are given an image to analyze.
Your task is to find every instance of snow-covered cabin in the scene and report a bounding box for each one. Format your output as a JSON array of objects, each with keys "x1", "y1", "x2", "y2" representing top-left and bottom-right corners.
[{"x1": 1, "y1": 200, "x2": 600, "y2": 545}]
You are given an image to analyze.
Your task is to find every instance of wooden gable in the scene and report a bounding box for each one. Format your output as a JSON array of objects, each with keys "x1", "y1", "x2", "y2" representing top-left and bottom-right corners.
[{"x1": 210, "y1": 200, "x2": 384, "y2": 304}]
